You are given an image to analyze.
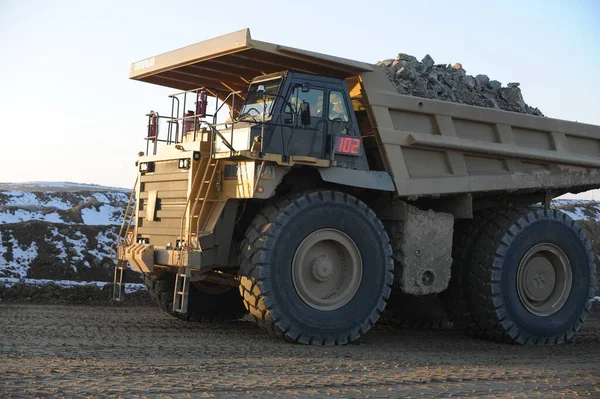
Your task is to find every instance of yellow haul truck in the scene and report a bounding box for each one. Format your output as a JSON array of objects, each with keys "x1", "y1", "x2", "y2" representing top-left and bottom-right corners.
[{"x1": 114, "y1": 29, "x2": 598, "y2": 345}]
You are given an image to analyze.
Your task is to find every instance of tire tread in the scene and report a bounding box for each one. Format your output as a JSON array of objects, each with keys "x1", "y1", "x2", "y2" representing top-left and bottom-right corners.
[
  {"x1": 466, "y1": 207, "x2": 596, "y2": 344},
  {"x1": 238, "y1": 190, "x2": 394, "y2": 345}
]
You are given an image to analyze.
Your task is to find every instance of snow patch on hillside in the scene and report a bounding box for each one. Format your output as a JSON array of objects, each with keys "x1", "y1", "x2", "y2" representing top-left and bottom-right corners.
[
  {"x1": 552, "y1": 200, "x2": 600, "y2": 222},
  {"x1": 1, "y1": 235, "x2": 38, "y2": 278},
  {"x1": 561, "y1": 207, "x2": 587, "y2": 221},
  {"x1": 3, "y1": 190, "x2": 71, "y2": 209},
  {"x1": 81, "y1": 205, "x2": 122, "y2": 225},
  {"x1": 47, "y1": 228, "x2": 68, "y2": 261},
  {"x1": 88, "y1": 231, "x2": 115, "y2": 260},
  {"x1": 0, "y1": 232, "x2": 6, "y2": 264},
  {"x1": 0, "y1": 182, "x2": 129, "y2": 192},
  {"x1": 64, "y1": 232, "x2": 89, "y2": 270},
  {"x1": 0, "y1": 189, "x2": 128, "y2": 226},
  {"x1": 0, "y1": 209, "x2": 66, "y2": 224}
]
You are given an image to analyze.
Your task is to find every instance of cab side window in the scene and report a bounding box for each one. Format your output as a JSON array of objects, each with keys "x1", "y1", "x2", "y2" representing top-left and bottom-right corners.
[
  {"x1": 286, "y1": 87, "x2": 324, "y2": 118},
  {"x1": 328, "y1": 91, "x2": 349, "y2": 122}
]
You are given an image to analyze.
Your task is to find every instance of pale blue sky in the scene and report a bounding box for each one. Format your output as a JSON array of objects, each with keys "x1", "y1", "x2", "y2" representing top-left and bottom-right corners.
[{"x1": 0, "y1": 0, "x2": 599, "y2": 195}]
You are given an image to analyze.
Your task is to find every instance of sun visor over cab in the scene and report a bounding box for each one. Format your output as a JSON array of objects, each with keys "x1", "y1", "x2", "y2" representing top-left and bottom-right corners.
[{"x1": 129, "y1": 28, "x2": 374, "y2": 94}]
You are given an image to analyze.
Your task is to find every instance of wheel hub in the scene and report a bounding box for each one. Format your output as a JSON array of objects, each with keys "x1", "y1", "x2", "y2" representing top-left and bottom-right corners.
[
  {"x1": 292, "y1": 228, "x2": 363, "y2": 311},
  {"x1": 522, "y1": 257, "x2": 556, "y2": 301},
  {"x1": 312, "y1": 256, "x2": 334, "y2": 282},
  {"x1": 517, "y1": 243, "x2": 572, "y2": 317}
]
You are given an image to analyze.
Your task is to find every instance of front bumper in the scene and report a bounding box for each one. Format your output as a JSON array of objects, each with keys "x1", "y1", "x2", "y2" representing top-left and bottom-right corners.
[{"x1": 117, "y1": 244, "x2": 203, "y2": 273}]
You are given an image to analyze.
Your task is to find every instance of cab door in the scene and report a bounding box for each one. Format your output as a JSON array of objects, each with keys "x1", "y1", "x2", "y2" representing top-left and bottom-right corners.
[
  {"x1": 279, "y1": 85, "x2": 326, "y2": 159},
  {"x1": 324, "y1": 89, "x2": 364, "y2": 167}
]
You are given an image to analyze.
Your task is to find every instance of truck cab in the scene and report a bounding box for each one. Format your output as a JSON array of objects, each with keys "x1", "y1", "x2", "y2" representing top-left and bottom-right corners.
[
  {"x1": 222, "y1": 71, "x2": 368, "y2": 171},
  {"x1": 116, "y1": 66, "x2": 392, "y2": 281}
]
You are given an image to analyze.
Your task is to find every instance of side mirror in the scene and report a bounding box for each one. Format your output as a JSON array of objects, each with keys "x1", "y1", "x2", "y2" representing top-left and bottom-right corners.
[
  {"x1": 300, "y1": 101, "x2": 311, "y2": 126},
  {"x1": 301, "y1": 83, "x2": 310, "y2": 93}
]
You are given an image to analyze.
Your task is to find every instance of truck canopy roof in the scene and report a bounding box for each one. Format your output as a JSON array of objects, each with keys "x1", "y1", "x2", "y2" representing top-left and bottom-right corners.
[{"x1": 129, "y1": 29, "x2": 374, "y2": 92}]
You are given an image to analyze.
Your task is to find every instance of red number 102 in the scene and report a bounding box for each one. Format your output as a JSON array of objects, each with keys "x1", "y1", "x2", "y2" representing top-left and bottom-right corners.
[{"x1": 338, "y1": 137, "x2": 360, "y2": 155}]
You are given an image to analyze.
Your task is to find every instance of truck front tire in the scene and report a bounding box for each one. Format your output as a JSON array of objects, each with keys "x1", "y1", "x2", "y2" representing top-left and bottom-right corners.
[
  {"x1": 467, "y1": 208, "x2": 596, "y2": 344},
  {"x1": 238, "y1": 191, "x2": 394, "y2": 345}
]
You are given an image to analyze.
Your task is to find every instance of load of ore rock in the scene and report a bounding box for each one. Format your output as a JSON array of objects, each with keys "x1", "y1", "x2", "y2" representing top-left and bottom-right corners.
[{"x1": 377, "y1": 53, "x2": 543, "y2": 116}]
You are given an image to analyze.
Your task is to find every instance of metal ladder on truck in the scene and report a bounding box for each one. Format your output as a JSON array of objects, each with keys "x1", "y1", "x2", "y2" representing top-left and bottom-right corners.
[
  {"x1": 112, "y1": 178, "x2": 138, "y2": 301},
  {"x1": 172, "y1": 155, "x2": 227, "y2": 313}
]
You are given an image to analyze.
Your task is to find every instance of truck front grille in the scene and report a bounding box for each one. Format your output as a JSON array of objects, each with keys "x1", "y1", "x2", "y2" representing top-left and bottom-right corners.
[{"x1": 136, "y1": 160, "x2": 190, "y2": 247}]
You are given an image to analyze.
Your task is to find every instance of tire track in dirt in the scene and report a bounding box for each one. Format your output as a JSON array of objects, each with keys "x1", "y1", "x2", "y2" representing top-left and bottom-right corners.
[{"x1": 1, "y1": 304, "x2": 599, "y2": 398}]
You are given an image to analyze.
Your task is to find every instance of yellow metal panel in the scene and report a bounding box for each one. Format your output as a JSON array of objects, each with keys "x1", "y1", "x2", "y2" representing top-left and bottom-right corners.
[
  {"x1": 139, "y1": 190, "x2": 187, "y2": 199},
  {"x1": 141, "y1": 172, "x2": 189, "y2": 183},
  {"x1": 146, "y1": 191, "x2": 157, "y2": 222},
  {"x1": 129, "y1": 29, "x2": 373, "y2": 91},
  {"x1": 137, "y1": 226, "x2": 182, "y2": 236}
]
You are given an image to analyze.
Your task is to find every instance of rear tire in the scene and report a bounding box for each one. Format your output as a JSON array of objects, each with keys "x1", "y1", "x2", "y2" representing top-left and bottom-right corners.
[
  {"x1": 238, "y1": 191, "x2": 394, "y2": 345},
  {"x1": 144, "y1": 272, "x2": 246, "y2": 322},
  {"x1": 440, "y1": 209, "x2": 498, "y2": 335},
  {"x1": 467, "y1": 208, "x2": 596, "y2": 344}
]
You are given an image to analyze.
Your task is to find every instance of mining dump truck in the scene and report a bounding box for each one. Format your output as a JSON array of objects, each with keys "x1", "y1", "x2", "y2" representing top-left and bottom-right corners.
[{"x1": 114, "y1": 29, "x2": 598, "y2": 345}]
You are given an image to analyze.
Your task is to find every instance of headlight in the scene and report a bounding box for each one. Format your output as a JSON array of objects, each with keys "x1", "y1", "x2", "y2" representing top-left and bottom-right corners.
[
  {"x1": 139, "y1": 162, "x2": 154, "y2": 173},
  {"x1": 178, "y1": 158, "x2": 190, "y2": 169}
]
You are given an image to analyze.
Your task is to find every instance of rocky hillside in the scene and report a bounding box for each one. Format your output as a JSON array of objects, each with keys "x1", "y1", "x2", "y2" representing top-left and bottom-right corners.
[
  {"x1": 377, "y1": 53, "x2": 543, "y2": 116},
  {"x1": 0, "y1": 182, "x2": 142, "y2": 287},
  {"x1": 0, "y1": 183, "x2": 598, "y2": 303}
]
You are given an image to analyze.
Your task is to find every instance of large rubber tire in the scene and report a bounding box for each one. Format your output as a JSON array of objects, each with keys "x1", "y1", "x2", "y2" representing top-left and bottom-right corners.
[
  {"x1": 440, "y1": 209, "x2": 498, "y2": 335},
  {"x1": 144, "y1": 272, "x2": 246, "y2": 322},
  {"x1": 238, "y1": 191, "x2": 394, "y2": 345},
  {"x1": 466, "y1": 208, "x2": 596, "y2": 344},
  {"x1": 381, "y1": 291, "x2": 450, "y2": 329}
]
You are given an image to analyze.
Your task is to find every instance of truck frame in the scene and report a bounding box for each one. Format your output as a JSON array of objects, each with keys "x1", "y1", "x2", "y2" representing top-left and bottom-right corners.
[{"x1": 114, "y1": 29, "x2": 598, "y2": 345}]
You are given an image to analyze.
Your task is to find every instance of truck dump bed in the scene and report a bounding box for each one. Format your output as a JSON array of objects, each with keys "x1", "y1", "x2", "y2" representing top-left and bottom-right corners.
[
  {"x1": 360, "y1": 71, "x2": 600, "y2": 197},
  {"x1": 131, "y1": 28, "x2": 600, "y2": 198}
]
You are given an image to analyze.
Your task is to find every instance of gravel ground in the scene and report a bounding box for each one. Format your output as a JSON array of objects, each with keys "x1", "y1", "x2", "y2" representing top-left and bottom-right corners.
[{"x1": 1, "y1": 304, "x2": 599, "y2": 398}]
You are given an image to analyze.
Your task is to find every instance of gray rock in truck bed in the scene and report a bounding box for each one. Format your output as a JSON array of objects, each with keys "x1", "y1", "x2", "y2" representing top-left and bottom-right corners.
[{"x1": 377, "y1": 54, "x2": 543, "y2": 116}]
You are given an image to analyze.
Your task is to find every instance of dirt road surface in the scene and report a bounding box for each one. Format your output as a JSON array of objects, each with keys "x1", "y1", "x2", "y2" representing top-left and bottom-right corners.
[{"x1": 1, "y1": 304, "x2": 599, "y2": 398}]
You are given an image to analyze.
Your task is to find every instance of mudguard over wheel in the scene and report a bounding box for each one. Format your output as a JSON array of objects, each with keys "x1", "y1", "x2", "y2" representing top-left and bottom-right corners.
[
  {"x1": 238, "y1": 191, "x2": 394, "y2": 345},
  {"x1": 144, "y1": 272, "x2": 246, "y2": 322},
  {"x1": 383, "y1": 221, "x2": 450, "y2": 329},
  {"x1": 467, "y1": 208, "x2": 596, "y2": 344}
]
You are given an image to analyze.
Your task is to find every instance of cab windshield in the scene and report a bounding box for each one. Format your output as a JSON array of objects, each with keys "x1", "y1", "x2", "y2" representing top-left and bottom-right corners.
[{"x1": 238, "y1": 78, "x2": 282, "y2": 120}]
